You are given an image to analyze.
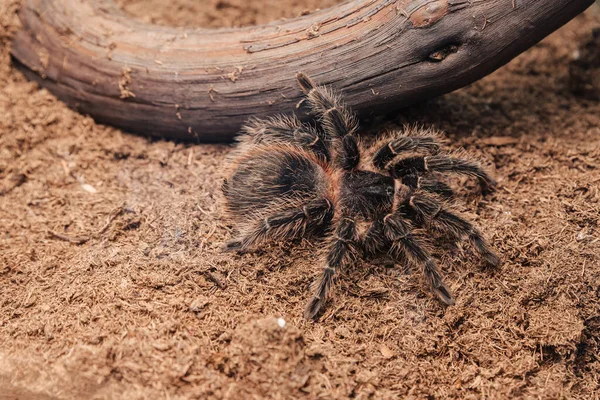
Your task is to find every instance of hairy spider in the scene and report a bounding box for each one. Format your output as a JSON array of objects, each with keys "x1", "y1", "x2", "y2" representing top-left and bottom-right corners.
[{"x1": 222, "y1": 73, "x2": 500, "y2": 320}]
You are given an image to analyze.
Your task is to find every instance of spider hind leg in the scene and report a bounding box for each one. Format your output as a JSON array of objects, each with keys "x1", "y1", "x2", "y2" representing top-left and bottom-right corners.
[
  {"x1": 239, "y1": 115, "x2": 330, "y2": 161},
  {"x1": 305, "y1": 216, "x2": 360, "y2": 320},
  {"x1": 296, "y1": 72, "x2": 358, "y2": 139},
  {"x1": 226, "y1": 197, "x2": 334, "y2": 252}
]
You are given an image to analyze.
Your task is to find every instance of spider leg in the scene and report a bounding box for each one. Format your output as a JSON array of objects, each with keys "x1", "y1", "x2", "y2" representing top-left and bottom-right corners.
[
  {"x1": 389, "y1": 153, "x2": 496, "y2": 190},
  {"x1": 240, "y1": 115, "x2": 329, "y2": 161},
  {"x1": 296, "y1": 72, "x2": 360, "y2": 170},
  {"x1": 337, "y1": 135, "x2": 361, "y2": 170},
  {"x1": 305, "y1": 216, "x2": 360, "y2": 320},
  {"x1": 382, "y1": 213, "x2": 455, "y2": 305},
  {"x1": 296, "y1": 72, "x2": 357, "y2": 139},
  {"x1": 402, "y1": 173, "x2": 455, "y2": 199},
  {"x1": 225, "y1": 198, "x2": 334, "y2": 252},
  {"x1": 404, "y1": 193, "x2": 500, "y2": 267},
  {"x1": 373, "y1": 132, "x2": 442, "y2": 170},
  {"x1": 362, "y1": 218, "x2": 389, "y2": 256}
]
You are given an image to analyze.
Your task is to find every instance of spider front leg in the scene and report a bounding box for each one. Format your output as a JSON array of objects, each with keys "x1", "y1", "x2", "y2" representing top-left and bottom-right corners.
[
  {"x1": 372, "y1": 130, "x2": 442, "y2": 170},
  {"x1": 402, "y1": 173, "x2": 455, "y2": 199},
  {"x1": 403, "y1": 193, "x2": 500, "y2": 267},
  {"x1": 226, "y1": 197, "x2": 334, "y2": 252},
  {"x1": 389, "y1": 153, "x2": 496, "y2": 191},
  {"x1": 382, "y1": 212, "x2": 455, "y2": 305},
  {"x1": 240, "y1": 115, "x2": 329, "y2": 161},
  {"x1": 305, "y1": 216, "x2": 360, "y2": 320}
]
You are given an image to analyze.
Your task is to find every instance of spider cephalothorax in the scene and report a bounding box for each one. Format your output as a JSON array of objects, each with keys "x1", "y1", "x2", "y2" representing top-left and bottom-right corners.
[{"x1": 222, "y1": 73, "x2": 500, "y2": 319}]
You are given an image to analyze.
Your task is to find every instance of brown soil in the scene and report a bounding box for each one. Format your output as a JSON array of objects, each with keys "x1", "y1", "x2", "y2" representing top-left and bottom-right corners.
[{"x1": 1, "y1": 1, "x2": 600, "y2": 399}]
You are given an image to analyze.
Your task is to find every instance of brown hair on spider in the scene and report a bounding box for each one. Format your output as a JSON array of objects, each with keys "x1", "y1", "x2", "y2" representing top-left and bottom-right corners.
[{"x1": 222, "y1": 72, "x2": 500, "y2": 320}]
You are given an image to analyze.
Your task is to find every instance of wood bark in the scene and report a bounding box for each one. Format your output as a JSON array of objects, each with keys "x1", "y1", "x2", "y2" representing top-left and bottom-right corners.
[{"x1": 11, "y1": 0, "x2": 594, "y2": 141}]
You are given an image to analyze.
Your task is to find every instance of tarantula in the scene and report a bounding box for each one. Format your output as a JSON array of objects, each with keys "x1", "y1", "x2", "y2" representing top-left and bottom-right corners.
[{"x1": 222, "y1": 73, "x2": 500, "y2": 320}]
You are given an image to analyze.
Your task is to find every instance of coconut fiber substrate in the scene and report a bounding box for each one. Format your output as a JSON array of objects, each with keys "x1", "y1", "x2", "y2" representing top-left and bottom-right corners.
[{"x1": 1, "y1": 1, "x2": 599, "y2": 399}]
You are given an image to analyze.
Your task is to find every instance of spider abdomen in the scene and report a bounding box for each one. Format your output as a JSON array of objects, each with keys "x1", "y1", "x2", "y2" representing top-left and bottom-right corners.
[{"x1": 224, "y1": 145, "x2": 333, "y2": 219}]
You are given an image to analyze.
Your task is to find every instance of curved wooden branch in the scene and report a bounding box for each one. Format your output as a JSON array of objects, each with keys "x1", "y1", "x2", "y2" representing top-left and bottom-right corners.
[{"x1": 11, "y1": 0, "x2": 593, "y2": 141}]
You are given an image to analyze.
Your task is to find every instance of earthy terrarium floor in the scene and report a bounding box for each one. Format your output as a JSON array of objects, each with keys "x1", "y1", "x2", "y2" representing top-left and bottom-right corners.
[{"x1": 1, "y1": 1, "x2": 599, "y2": 399}]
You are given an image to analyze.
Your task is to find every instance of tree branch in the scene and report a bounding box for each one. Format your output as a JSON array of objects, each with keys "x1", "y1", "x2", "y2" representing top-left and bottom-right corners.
[{"x1": 10, "y1": 0, "x2": 594, "y2": 141}]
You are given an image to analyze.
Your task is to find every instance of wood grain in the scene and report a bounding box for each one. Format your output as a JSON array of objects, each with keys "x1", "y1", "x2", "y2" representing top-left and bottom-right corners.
[{"x1": 10, "y1": 0, "x2": 594, "y2": 141}]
